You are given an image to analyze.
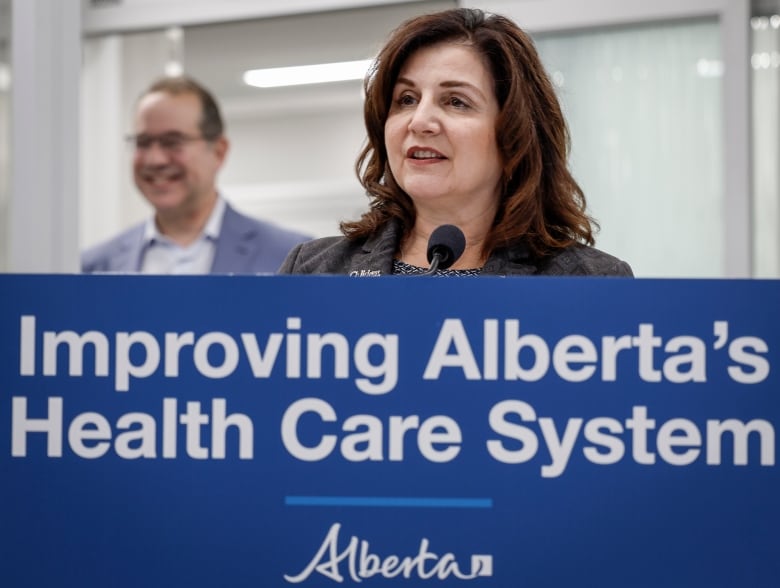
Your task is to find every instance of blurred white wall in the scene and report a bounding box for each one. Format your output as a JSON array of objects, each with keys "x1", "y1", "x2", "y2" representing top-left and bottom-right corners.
[
  {"x1": 752, "y1": 13, "x2": 780, "y2": 277},
  {"x1": 7, "y1": 0, "x2": 80, "y2": 273},
  {"x1": 0, "y1": 0, "x2": 9, "y2": 272}
]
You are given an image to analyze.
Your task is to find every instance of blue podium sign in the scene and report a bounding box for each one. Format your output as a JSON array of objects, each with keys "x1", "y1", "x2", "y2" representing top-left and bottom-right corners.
[{"x1": 0, "y1": 274, "x2": 777, "y2": 587}]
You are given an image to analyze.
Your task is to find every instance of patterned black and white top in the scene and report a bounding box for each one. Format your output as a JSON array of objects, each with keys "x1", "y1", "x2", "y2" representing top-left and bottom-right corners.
[{"x1": 392, "y1": 259, "x2": 482, "y2": 277}]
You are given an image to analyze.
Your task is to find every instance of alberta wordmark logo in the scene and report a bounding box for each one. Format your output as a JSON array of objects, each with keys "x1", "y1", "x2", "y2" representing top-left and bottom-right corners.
[{"x1": 284, "y1": 522, "x2": 492, "y2": 583}]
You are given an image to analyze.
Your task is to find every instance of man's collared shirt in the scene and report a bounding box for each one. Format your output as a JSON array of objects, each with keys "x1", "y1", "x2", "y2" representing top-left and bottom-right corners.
[{"x1": 140, "y1": 197, "x2": 226, "y2": 274}]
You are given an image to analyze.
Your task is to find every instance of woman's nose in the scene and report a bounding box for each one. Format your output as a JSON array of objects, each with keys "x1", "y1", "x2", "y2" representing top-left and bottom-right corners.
[{"x1": 407, "y1": 98, "x2": 440, "y2": 134}]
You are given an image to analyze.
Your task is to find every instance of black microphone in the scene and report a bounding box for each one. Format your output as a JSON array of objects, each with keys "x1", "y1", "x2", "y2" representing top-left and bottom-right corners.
[{"x1": 422, "y1": 224, "x2": 466, "y2": 275}]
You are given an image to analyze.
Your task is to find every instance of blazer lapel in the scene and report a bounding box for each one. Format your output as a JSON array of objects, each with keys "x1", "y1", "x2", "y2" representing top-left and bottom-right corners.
[
  {"x1": 347, "y1": 220, "x2": 399, "y2": 276},
  {"x1": 211, "y1": 204, "x2": 255, "y2": 273},
  {"x1": 114, "y1": 224, "x2": 147, "y2": 272}
]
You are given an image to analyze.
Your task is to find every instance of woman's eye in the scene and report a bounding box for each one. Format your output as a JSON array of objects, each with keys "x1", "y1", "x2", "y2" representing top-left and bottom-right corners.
[
  {"x1": 397, "y1": 93, "x2": 416, "y2": 106},
  {"x1": 448, "y1": 96, "x2": 469, "y2": 108}
]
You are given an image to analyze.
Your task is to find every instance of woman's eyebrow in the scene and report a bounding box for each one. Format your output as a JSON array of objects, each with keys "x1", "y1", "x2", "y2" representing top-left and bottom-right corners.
[
  {"x1": 394, "y1": 76, "x2": 486, "y2": 100},
  {"x1": 439, "y1": 80, "x2": 487, "y2": 100}
]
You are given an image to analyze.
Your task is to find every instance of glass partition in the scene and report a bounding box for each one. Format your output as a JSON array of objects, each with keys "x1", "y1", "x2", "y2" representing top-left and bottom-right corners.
[{"x1": 535, "y1": 19, "x2": 723, "y2": 277}]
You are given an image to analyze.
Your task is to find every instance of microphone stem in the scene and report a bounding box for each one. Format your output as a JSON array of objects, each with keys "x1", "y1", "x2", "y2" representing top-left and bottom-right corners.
[{"x1": 422, "y1": 253, "x2": 443, "y2": 276}]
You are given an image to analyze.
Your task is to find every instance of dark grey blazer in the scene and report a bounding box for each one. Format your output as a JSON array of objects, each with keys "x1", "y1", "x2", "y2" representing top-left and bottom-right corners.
[
  {"x1": 279, "y1": 220, "x2": 633, "y2": 277},
  {"x1": 81, "y1": 203, "x2": 311, "y2": 274}
]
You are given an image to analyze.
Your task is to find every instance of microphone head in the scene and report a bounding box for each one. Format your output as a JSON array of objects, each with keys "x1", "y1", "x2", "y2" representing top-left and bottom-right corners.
[{"x1": 426, "y1": 224, "x2": 466, "y2": 270}]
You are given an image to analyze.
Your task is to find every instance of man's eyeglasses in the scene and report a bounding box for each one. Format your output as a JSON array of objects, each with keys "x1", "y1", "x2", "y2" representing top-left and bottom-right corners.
[{"x1": 126, "y1": 132, "x2": 208, "y2": 152}]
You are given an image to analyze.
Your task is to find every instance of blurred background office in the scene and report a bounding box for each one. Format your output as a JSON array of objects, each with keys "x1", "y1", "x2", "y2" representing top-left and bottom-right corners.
[{"x1": 0, "y1": 0, "x2": 778, "y2": 277}]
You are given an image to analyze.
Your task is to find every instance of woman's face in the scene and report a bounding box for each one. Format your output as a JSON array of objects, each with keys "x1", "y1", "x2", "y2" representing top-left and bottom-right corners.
[{"x1": 384, "y1": 42, "x2": 502, "y2": 217}]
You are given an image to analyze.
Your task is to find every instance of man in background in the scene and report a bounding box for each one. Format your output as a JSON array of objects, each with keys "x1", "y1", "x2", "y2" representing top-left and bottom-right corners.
[{"x1": 81, "y1": 75, "x2": 310, "y2": 274}]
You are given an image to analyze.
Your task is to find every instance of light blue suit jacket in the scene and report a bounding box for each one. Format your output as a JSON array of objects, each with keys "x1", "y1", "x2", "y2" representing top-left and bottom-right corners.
[{"x1": 81, "y1": 203, "x2": 311, "y2": 274}]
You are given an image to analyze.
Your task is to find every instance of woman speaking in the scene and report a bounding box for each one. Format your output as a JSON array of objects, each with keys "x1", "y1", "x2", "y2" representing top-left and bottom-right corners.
[{"x1": 279, "y1": 8, "x2": 632, "y2": 277}]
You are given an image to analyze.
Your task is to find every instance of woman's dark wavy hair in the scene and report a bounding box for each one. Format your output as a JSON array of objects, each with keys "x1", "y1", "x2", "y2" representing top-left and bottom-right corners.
[{"x1": 341, "y1": 8, "x2": 596, "y2": 257}]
